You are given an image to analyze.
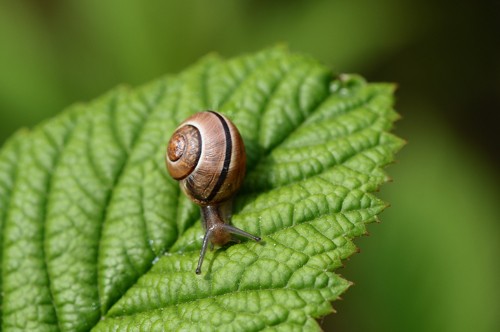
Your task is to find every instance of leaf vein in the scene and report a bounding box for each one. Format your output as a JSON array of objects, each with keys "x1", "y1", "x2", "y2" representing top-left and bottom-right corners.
[{"x1": 96, "y1": 82, "x2": 168, "y2": 314}]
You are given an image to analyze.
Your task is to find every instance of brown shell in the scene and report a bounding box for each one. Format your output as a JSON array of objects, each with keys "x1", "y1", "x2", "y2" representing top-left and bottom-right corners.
[
  {"x1": 165, "y1": 111, "x2": 246, "y2": 206},
  {"x1": 166, "y1": 125, "x2": 201, "y2": 180}
]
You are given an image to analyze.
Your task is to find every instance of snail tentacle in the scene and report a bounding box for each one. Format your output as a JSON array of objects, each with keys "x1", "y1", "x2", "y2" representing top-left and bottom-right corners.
[
  {"x1": 222, "y1": 224, "x2": 261, "y2": 242},
  {"x1": 196, "y1": 228, "x2": 213, "y2": 275}
]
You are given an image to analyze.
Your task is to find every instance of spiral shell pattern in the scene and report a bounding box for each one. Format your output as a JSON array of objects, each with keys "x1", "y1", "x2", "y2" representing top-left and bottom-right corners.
[{"x1": 166, "y1": 111, "x2": 246, "y2": 205}]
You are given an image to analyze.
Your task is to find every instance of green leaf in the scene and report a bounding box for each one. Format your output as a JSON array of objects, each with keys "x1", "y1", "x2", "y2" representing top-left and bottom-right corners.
[{"x1": 0, "y1": 47, "x2": 403, "y2": 331}]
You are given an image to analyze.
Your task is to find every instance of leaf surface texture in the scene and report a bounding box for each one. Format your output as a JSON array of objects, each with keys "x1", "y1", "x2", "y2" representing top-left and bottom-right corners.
[{"x1": 0, "y1": 48, "x2": 403, "y2": 331}]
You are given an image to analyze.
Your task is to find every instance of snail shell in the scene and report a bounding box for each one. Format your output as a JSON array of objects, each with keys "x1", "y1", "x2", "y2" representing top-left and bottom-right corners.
[
  {"x1": 166, "y1": 111, "x2": 246, "y2": 206},
  {"x1": 166, "y1": 111, "x2": 260, "y2": 274}
]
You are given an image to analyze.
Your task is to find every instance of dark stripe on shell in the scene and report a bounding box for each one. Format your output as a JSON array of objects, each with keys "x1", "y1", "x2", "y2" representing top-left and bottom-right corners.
[{"x1": 206, "y1": 111, "x2": 232, "y2": 202}]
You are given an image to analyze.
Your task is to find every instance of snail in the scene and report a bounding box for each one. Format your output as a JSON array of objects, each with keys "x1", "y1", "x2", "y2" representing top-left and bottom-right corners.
[{"x1": 166, "y1": 111, "x2": 261, "y2": 274}]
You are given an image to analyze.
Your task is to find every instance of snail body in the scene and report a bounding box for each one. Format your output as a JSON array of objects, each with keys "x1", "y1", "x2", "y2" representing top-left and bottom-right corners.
[{"x1": 166, "y1": 111, "x2": 260, "y2": 274}]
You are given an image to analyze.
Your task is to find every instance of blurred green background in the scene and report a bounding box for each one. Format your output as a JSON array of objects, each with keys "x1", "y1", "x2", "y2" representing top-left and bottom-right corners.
[{"x1": 0, "y1": 1, "x2": 498, "y2": 331}]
